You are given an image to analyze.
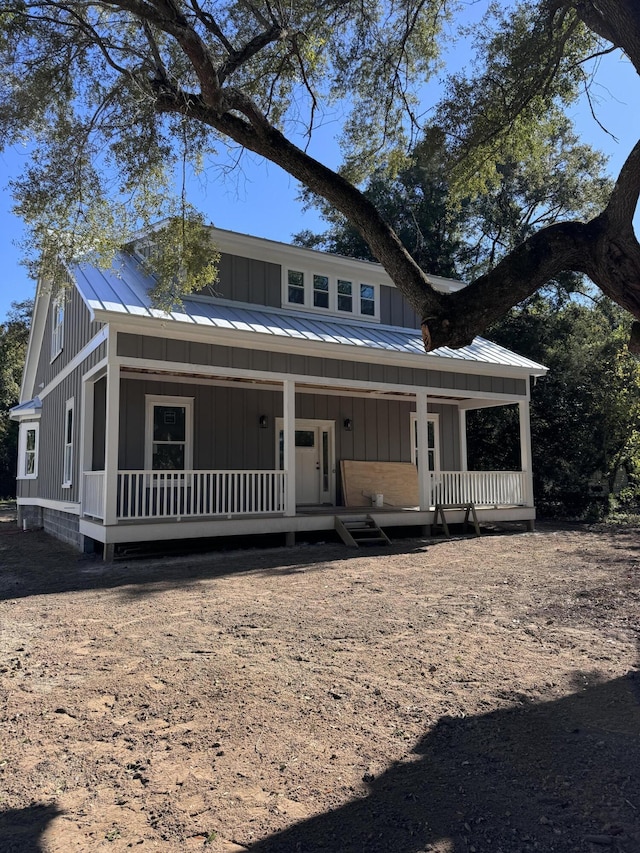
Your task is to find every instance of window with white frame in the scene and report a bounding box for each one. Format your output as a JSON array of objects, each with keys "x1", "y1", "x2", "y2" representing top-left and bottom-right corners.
[
  {"x1": 284, "y1": 268, "x2": 378, "y2": 320},
  {"x1": 18, "y1": 422, "x2": 39, "y2": 479},
  {"x1": 62, "y1": 398, "x2": 74, "y2": 486},
  {"x1": 410, "y1": 413, "x2": 440, "y2": 471},
  {"x1": 51, "y1": 291, "x2": 65, "y2": 360},
  {"x1": 145, "y1": 396, "x2": 194, "y2": 470}
]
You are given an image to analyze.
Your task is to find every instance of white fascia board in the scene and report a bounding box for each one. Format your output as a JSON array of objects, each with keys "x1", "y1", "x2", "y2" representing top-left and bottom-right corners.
[
  {"x1": 105, "y1": 312, "x2": 544, "y2": 382},
  {"x1": 20, "y1": 278, "x2": 51, "y2": 403},
  {"x1": 207, "y1": 226, "x2": 467, "y2": 294},
  {"x1": 34, "y1": 326, "x2": 109, "y2": 401},
  {"x1": 17, "y1": 497, "x2": 81, "y2": 515},
  {"x1": 117, "y1": 354, "x2": 529, "y2": 404}
]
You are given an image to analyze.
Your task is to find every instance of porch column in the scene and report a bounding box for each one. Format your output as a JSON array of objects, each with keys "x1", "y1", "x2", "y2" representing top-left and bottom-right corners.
[
  {"x1": 78, "y1": 377, "x2": 95, "y2": 511},
  {"x1": 103, "y1": 361, "x2": 121, "y2": 526},
  {"x1": 416, "y1": 389, "x2": 430, "y2": 510},
  {"x1": 518, "y1": 399, "x2": 534, "y2": 507},
  {"x1": 283, "y1": 379, "x2": 296, "y2": 517},
  {"x1": 458, "y1": 408, "x2": 468, "y2": 472}
]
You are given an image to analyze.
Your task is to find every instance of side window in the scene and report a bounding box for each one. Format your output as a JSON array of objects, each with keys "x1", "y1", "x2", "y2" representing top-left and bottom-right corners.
[
  {"x1": 287, "y1": 270, "x2": 305, "y2": 305},
  {"x1": 51, "y1": 291, "x2": 65, "y2": 360},
  {"x1": 313, "y1": 274, "x2": 329, "y2": 308},
  {"x1": 360, "y1": 284, "x2": 375, "y2": 316},
  {"x1": 337, "y1": 279, "x2": 353, "y2": 312},
  {"x1": 18, "y1": 423, "x2": 39, "y2": 479},
  {"x1": 145, "y1": 396, "x2": 194, "y2": 470},
  {"x1": 62, "y1": 398, "x2": 74, "y2": 486}
]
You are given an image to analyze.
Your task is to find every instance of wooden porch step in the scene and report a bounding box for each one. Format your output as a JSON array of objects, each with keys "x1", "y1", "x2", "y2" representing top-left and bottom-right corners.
[
  {"x1": 433, "y1": 503, "x2": 481, "y2": 538},
  {"x1": 335, "y1": 515, "x2": 391, "y2": 548}
]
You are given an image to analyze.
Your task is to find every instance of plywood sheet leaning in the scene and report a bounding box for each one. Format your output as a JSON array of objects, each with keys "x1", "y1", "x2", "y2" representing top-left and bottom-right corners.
[{"x1": 341, "y1": 460, "x2": 419, "y2": 507}]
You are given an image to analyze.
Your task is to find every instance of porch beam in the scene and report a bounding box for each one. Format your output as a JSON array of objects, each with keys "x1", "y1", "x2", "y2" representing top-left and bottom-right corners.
[
  {"x1": 518, "y1": 399, "x2": 534, "y2": 507},
  {"x1": 416, "y1": 389, "x2": 430, "y2": 511},
  {"x1": 283, "y1": 379, "x2": 296, "y2": 517}
]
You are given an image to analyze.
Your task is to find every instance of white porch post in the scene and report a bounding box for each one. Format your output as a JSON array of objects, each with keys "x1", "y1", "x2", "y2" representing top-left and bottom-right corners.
[
  {"x1": 518, "y1": 399, "x2": 534, "y2": 507},
  {"x1": 416, "y1": 389, "x2": 430, "y2": 510},
  {"x1": 283, "y1": 379, "x2": 296, "y2": 517},
  {"x1": 78, "y1": 377, "x2": 95, "y2": 512},
  {"x1": 458, "y1": 408, "x2": 468, "y2": 472},
  {"x1": 103, "y1": 361, "x2": 121, "y2": 526}
]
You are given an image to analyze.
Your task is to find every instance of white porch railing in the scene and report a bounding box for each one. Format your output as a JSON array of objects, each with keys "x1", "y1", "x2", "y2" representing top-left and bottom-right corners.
[
  {"x1": 429, "y1": 471, "x2": 527, "y2": 507},
  {"x1": 116, "y1": 470, "x2": 287, "y2": 520},
  {"x1": 82, "y1": 471, "x2": 105, "y2": 519}
]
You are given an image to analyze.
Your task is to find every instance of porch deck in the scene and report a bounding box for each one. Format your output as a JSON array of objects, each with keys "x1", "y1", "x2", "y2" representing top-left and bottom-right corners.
[{"x1": 79, "y1": 467, "x2": 535, "y2": 550}]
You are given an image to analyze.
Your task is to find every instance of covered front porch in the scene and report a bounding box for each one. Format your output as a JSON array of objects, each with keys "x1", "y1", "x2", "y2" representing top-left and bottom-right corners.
[{"x1": 78, "y1": 354, "x2": 536, "y2": 554}]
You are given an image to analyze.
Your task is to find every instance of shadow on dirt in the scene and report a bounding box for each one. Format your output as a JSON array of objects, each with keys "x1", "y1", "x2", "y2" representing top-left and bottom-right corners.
[
  {"x1": 248, "y1": 669, "x2": 640, "y2": 853},
  {"x1": 0, "y1": 517, "x2": 528, "y2": 602},
  {"x1": 0, "y1": 803, "x2": 62, "y2": 853}
]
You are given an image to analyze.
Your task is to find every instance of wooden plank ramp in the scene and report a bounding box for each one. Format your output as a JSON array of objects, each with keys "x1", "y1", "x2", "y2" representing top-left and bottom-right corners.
[{"x1": 335, "y1": 515, "x2": 391, "y2": 548}]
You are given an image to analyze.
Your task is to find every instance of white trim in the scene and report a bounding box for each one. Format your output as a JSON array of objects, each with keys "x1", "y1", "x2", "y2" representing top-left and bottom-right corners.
[
  {"x1": 116, "y1": 355, "x2": 529, "y2": 405},
  {"x1": 82, "y1": 357, "x2": 108, "y2": 383},
  {"x1": 282, "y1": 265, "x2": 380, "y2": 322},
  {"x1": 105, "y1": 315, "x2": 545, "y2": 380},
  {"x1": 80, "y1": 505, "x2": 536, "y2": 545},
  {"x1": 17, "y1": 422, "x2": 40, "y2": 480},
  {"x1": 275, "y1": 417, "x2": 336, "y2": 506},
  {"x1": 120, "y1": 367, "x2": 523, "y2": 408},
  {"x1": 519, "y1": 400, "x2": 535, "y2": 507},
  {"x1": 458, "y1": 409, "x2": 468, "y2": 472},
  {"x1": 202, "y1": 226, "x2": 467, "y2": 294},
  {"x1": 34, "y1": 326, "x2": 109, "y2": 402},
  {"x1": 283, "y1": 380, "x2": 296, "y2": 517},
  {"x1": 103, "y1": 361, "x2": 120, "y2": 526},
  {"x1": 17, "y1": 496, "x2": 81, "y2": 515},
  {"x1": 62, "y1": 397, "x2": 75, "y2": 487},
  {"x1": 144, "y1": 395, "x2": 194, "y2": 470},
  {"x1": 410, "y1": 411, "x2": 441, "y2": 470}
]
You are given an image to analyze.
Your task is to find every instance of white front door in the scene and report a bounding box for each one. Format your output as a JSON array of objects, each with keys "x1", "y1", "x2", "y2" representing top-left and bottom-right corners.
[{"x1": 277, "y1": 419, "x2": 335, "y2": 506}]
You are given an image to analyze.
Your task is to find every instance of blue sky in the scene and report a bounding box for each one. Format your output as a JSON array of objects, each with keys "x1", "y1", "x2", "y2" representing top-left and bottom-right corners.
[{"x1": 1, "y1": 38, "x2": 639, "y2": 322}]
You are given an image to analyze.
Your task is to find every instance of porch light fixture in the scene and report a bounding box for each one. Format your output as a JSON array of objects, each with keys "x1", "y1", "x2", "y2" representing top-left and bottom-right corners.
[
  {"x1": 343, "y1": 418, "x2": 352, "y2": 431},
  {"x1": 259, "y1": 414, "x2": 268, "y2": 429}
]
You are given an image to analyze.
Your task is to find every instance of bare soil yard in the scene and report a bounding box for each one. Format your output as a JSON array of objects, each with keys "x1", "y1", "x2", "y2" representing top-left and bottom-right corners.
[{"x1": 1, "y1": 511, "x2": 639, "y2": 853}]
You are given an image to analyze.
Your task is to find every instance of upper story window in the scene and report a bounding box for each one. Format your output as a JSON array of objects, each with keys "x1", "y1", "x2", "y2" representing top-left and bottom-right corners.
[
  {"x1": 18, "y1": 423, "x2": 39, "y2": 479},
  {"x1": 51, "y1": 291, "x2": 65, "y2": 361},
  {"x1": 284, "y1": 268, "x2": 379, "y2": 321}
]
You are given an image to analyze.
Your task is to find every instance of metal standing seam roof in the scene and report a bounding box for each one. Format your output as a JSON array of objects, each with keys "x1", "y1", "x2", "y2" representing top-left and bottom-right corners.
[{"x1": 72, "y1": 252, "x2": 548, "y2": 375}]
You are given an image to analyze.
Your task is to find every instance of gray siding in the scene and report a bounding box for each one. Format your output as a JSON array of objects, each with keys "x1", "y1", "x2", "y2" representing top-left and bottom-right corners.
[
  {"x1": 117, "y1": 333, "x2": 527, "y2": 396},
  {"x1": 197, "y1": 252, "x2": 281, "y2": 307},
  {"x1": 34, "y1": 283, "x2": 104, "y2": 391},
  {"x1": 23, "y1": 344, "x2": 107, "y2": 502},
  {"x1": 118, "y1": 379, "x2": 459, "y2": 479},
  {"x1": 380, "y1": 285, "x2": 420, "y2": 329}
]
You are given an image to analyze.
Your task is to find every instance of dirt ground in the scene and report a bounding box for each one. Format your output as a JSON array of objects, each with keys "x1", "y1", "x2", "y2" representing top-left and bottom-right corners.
[{"x1": 0, "y1": 510, "x2": 639, "y2": 853}]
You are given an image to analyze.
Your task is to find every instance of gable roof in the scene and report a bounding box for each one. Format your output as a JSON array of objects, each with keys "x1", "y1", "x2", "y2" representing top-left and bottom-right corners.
[{"x1": 72, "y1": 251, "x2": 547, "y2": 377}]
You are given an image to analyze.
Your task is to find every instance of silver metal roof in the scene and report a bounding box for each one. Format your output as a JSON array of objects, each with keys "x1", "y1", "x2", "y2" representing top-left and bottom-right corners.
[{"x1": 73, "y1": 252, "x2": 547, "y2": 374}]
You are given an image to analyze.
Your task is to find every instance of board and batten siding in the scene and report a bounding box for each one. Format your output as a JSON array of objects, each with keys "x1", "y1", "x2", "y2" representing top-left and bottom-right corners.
[
  {"x1": 196, "y1": 249, "x2": 445, "y2": 331},
  {"x1": 196, "y1": 252, "x2": 281, "y2": 307},
  {"x1": 17, "y1": 345, "x2": 107, "y2": 503},
  {"x1": 34, "y1": 282, "x2": 104, "y2": 392},
  {"x1": 117, "y1": 333, "x2": 527, "y2": 397},
  {"x1": 118, "y1": 379, "x2": 459, "y2": 476}
]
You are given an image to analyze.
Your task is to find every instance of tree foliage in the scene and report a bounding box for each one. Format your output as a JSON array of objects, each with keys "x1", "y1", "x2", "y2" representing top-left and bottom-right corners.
[
  {"x1": 0, "y1": 301, "x2": 32, "y2": 497},
  {"x1": 2, "y1": 0, "x2": 640, "y2": 350},
  {"x1": 468, "y1": 299, "x2": 640, "y2": 517}
]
